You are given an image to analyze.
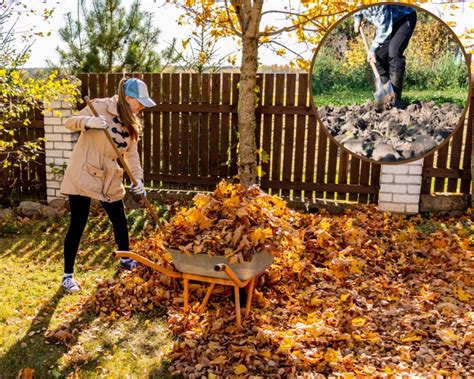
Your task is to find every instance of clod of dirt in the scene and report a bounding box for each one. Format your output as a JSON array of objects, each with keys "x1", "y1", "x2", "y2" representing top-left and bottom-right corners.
[{"x1": 319, "y1": 101, "x2": 464, "y2": 162}]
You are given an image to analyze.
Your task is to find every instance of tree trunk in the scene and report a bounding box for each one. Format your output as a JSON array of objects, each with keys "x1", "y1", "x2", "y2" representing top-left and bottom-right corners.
[{"x1": 236, "y1": 1, "x2": 263, "y2": 186}]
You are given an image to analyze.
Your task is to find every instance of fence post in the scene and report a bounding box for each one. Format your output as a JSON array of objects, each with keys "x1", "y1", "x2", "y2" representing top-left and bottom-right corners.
[
  {"x1": 44, "y1": 96, "x2": 78, "y2": 203},
  {"x1": 378, "y1": 159, "x2": 423, "y2": 213}
]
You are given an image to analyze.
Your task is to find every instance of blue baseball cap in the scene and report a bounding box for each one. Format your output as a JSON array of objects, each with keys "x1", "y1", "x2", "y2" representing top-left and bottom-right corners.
[{"x1": 123, "y1": 78, "x2": 156, "y2": 107}]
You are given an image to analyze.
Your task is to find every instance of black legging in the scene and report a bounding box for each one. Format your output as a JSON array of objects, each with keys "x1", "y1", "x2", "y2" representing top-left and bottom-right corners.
[
  {"x1": 374, "y1": 11, "x2": 417, "y2": 78},
  {"x1": 63, "y1": 195, "x2": 129, "y2": 274}
]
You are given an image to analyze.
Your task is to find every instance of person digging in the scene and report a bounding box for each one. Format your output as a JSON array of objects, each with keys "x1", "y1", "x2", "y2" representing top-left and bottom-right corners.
[{"x1": 354, "y1": 5, "x2": 417, "y2": 108}]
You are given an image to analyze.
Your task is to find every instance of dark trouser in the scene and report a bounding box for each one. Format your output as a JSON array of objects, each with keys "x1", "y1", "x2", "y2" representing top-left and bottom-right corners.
[
  {"x1": 374, "y1": 11, "x2": 417, "y2": 80},
  {"x1": 63, "y1": 195, "x2": 129, "y2": 274}
]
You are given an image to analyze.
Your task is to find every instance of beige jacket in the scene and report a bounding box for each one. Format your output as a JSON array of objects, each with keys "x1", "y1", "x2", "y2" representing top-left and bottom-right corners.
[{"x1": 60, "y1": 96, "x2": 143, "y2": 202}]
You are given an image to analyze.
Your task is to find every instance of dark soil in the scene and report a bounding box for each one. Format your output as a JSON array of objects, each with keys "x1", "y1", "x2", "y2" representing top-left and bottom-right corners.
[{"x1": 318, "y1": 101, "x2": 464, "y2": 162}]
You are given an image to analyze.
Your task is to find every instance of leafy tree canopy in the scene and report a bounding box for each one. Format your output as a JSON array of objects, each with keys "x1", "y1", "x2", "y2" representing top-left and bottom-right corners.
[{"x1": 55, "y1": 0, "x2": 178, "y2": 74}]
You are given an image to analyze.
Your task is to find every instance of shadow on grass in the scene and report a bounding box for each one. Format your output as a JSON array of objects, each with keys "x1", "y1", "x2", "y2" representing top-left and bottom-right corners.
[{"x1": 0, "y1": 288, "x2": 66, "y2": 377}]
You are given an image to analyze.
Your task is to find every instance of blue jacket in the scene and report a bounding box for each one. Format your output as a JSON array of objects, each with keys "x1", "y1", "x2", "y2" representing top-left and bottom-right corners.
[{"x1": 354, "y1": 5, "x2": 416, "y2": 52}]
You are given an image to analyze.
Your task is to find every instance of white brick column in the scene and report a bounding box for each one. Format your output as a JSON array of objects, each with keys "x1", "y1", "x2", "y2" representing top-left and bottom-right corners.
[
  {"x1": 44, "y1": 97, "x2": 78, "y2": 203},
  {"x1": 378, "y1": 159, "x2": 423, "y2": 214}
]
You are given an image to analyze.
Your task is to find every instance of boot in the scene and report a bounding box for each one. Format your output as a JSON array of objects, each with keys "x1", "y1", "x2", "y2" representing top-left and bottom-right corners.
[{"x1": 390, "y1": 71, "x2": 404, "y2": 108}]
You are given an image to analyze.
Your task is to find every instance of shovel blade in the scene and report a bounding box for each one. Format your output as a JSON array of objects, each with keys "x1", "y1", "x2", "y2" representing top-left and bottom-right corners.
[{"x1": 374, "y1": 79, "x2": 395, "y2": 105}]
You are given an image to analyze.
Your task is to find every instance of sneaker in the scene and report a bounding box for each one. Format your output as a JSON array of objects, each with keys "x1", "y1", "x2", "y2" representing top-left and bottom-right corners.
[
  {"x1": 120, "y1": 258, "x2": 138, "y2": 271},
  {"x1": 62, "y1": 276, "x2": 80, "y2": 293}
]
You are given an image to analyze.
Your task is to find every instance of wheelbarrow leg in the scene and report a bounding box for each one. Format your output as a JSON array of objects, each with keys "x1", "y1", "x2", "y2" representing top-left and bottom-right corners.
[
  {"x1": 183, "y1": 278, "x2": 189, "y2": 312},
  {"x1": 245, "y1": 277, "x2": 256, "y2": 318},
  {"x1": 198, "y1": 283, "x2": 216, "y2": 314},
  {"x1": 234, "y1": 285, "x2": 241, "y2": 329}
]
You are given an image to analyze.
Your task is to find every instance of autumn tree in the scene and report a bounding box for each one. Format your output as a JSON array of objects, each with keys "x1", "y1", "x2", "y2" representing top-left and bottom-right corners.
[
  {"x1": 0, "y1": 1, "x2": 78, "y2": 203},
  {"x1": 54, "y1": 0, "x2": 178, "y2": 74},
  {"x1": 177, "y1": 23, "x2": 228, "y2": 73},
  {"x1": 167, "y1": 0, "x2": 364, "y2": 185}
]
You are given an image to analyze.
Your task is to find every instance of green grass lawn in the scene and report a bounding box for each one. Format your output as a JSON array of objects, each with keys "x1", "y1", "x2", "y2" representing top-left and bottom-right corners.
[
  {"x1": 0, "y1": 207, "x2": 174, "y2": 378},
  {"x1": 313, "y1": 88, "x2": 469, "y2": 107}
]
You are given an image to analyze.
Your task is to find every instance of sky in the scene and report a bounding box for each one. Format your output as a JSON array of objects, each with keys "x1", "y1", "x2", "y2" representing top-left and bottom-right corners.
[{"x1": 8, "y1": 0, "x2": 474, "y2": 69}]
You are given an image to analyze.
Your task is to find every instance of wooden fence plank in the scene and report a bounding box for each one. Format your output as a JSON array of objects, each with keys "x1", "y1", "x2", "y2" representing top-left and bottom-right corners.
[
  {"x1": 305, "y1": 114, "x2": 317, "y2": 201},
  {"x1": 261, "y1": 74, "x2": 274, "y2": 184},
  {"x1": 180, "y1": 74, "x2": 190, "y2": 177},
  {"x1": 220, "y1": 73, "x2": 231, "y2": 178},
  {"x1": 293, "y1": 74, "x2": 307, "y2": 200},
  {"x1": 359, "y1": 160, "x2": 370, "y2": 204},
  {"x1": 210, "y1": 73, "x2": 221, "y2": 178},
  {"x1": 229, "y1": 73, "x2": 239, "y2": 178},
  {"x1": 98, "y1": 74, "x2": 106, "y2": 97},
  {"x1": 189, "y1": 74, "x2": 200, "y2": 178},
  {"x1": 447, "y1": 124, "x2": 464, "y2": 192},
  {"x1": 434, "y1": 143, "x2": 449, "y2": 192},
  {"x1": 349, "y1": 156, "x2": 361, "y2": 202},
  {"x1": 461, "y1": 92, "x2": 473, "y2": 193},
  {"x1": 200, "y1": 75, "x2": 210, "y2": 179},
  {"x1": 326, "y1": 140, "x2": 338, "y2": 201},
  {"x1": 170, "y1": 74, "x2": 181, "y2": 186},
  {"x1": 142, "y1": 73, "x2": 152, "y2": 182},
  {"x1": 316, "y1": 123, "x2": 328, "y2": 199},
  {"x1": 270, "y1": 74, "x2": 285, "y2": 196},
  {"x1": 161, "y1": 73, "x2": 171, "y2": 177},
  {"x1": 370, "y1": 163, "x2": 381, "y2": 204},
  {"x1": 151, "y1": 73, "x2": 161, "y2": 183},
  {"x1": 282, "y1": 74, "x2": 296, "y2": 197},
  {"x1": 337, "y1": 150, "x2": 349, "y2": 201}
]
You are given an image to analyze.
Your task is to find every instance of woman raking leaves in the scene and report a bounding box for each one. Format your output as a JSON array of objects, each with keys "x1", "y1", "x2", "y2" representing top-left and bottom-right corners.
[{"x1": 59, "y1": 78, "x2": 156, "y2": 292}]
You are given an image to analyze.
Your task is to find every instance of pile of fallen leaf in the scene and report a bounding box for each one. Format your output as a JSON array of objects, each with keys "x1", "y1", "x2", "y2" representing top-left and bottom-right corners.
[
  {"x1": 73, "y1": 190, "x2": 473, "y2": 377},
  {"x1": 319, "y1": 101, "x2": 464, "y2": 162},
  {"x1": 162, "y1": 181, "x2": 300, "y2": 263}
]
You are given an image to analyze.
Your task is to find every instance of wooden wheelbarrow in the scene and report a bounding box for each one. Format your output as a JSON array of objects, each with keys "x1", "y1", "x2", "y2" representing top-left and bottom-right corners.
[{"x1": 115, "y1": 250, "x2": 273, "y2": 328}]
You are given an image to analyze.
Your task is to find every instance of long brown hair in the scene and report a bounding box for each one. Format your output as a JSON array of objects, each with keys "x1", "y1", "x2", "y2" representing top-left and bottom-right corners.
[{"x1": 117, "y1": 78, "x2": 141, "y2": 141}]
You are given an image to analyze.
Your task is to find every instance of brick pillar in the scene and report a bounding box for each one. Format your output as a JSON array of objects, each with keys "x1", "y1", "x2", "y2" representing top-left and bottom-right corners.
[
  {"x1": 44, "y1": 97, "x2": 79, "y2": 203},
  {"x1": 378, "y1": 159, "x2": 423, "y2": 214}
]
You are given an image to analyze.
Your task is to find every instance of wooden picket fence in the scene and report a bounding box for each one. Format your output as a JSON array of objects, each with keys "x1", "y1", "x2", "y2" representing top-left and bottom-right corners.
[
  {"x1": 421, "y1": 75, "x2": 474, "y2": 196},
  {"x1": 1, "y1": 107, "x2": 47, "y2": 202},
  {"x1": 80, "y1": 72, "x2": 381, "y2": 204},
  {"x1": 6, "y1": 71, "x2": 472, "y2": 207}
]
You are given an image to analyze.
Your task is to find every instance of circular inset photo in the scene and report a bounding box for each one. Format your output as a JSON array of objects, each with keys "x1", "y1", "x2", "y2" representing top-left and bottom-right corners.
[{"x1": 311, "y1": 3, "x2": 470, "y2": 164}]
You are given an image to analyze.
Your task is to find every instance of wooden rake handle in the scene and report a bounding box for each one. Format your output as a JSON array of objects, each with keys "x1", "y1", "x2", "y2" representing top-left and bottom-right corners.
[
  {"x1": 84, "y1": 96, "x2": 162, "y2": 228},
  {"x1": 359, "y1": 25, "x2": 381, "y2": 81}
]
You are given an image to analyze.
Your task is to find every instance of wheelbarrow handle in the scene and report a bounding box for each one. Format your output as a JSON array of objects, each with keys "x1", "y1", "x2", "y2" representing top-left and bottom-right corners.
[
  {"x1": 214, "y1": 263, "x2": 246, "y2": 287},
  {"x1": 116, "y1": 251, "x2": 182, "y2": 278}
]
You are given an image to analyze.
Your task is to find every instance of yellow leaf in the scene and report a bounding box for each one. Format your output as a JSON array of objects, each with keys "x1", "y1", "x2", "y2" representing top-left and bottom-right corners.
[
  {"x1": 208, "y1": 373, "x2": 217, "y2": 379},
  {"x1": 453, "y1": 287, "x2": 472, "y2": 302},
  {"x1": 340, "y1": 293, "x2": 350, "y2": 302},
  {"x1": 401, "y1": 333, "x2": 423, "y2": 342},
  {"x1": 233, "y1": 364, "x2": 248, "y2": 374},
  {"x1": 311, "y1": 296, "x2": 323, "y2": 305},
  {"x1": 324, "y1": 348, "x2": 342, "y2": 363},
  {"x1": 349, "y1": 259, "x2": 363, "y2": 274},
  {"x1": 260, "y1": 350, "x2": 271, "y2": 358},
  {"x1": 250, "y1": 227, "x2": 272, "y2": 245},
  {"x1": 182, "y1": 38, "x2": 191, "y2": 50},
  {"x1": 319, "y1": 219, "x2": 331, "y2": 230},
  {"x1": 437, "y1": 328, "x2": 459, "y2": 346},
  {"x1": 276, "y1": 48, "x2": 286, "y2": 56},
  {"x1": 351, "y1": 317, "x2": 367, "y2": 327}
]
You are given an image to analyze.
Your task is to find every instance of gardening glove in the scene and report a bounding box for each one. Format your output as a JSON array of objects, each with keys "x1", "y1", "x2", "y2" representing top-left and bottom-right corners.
[
  {"x1": 131, "y1": 179, "x2": 146, "y2": 196},
  {"x1": 85, "y1": 116, "x2": 108, "y2": 130},
  {"x1": 367, "y1": 50, "x2": 376, "y2": 65}
]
